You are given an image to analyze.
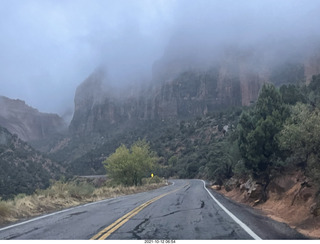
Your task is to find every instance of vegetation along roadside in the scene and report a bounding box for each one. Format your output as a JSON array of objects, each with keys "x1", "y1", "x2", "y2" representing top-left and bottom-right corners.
[{"x1": 0, "y1": 176, "x2": 167, "y2": 227}]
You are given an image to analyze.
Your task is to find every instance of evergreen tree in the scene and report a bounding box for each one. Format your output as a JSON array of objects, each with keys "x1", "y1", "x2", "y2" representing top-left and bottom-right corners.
[
  {"x1": 279, "y1": 103, "x2": 320, "y2": 185},
  {"x1": 280, "y1": 84, "x2": 306, "y2": 105},
  {"x1": 307, "y1": 74, "x2": 320, "y2": 106},
  {"x1": 238, "y1": 83, "x2": 289, "y2": 181}
]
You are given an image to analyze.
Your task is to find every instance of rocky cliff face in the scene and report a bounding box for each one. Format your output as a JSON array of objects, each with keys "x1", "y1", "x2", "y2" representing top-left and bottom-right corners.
[
  {"x1": 69, "y1": 47, "x2": 320, "y2": 136},
  {"x1": 0, "y1": 96, "x2": 67, "y2": 142},
  {"x1": 305, "y1": 48, "x2": 320, "y2": 83},
  {"x1": 70, "y1": 67, "x2": 244, "y2": 135}
]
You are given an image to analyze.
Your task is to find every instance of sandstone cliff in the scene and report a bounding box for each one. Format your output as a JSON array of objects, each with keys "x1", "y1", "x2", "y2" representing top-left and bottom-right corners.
[
  {"x1": 0, "y1": 96, "x2": 67, "y2": 142},
  {"x1": 69, "y1": 67, "x2": 243, "y2": 135},
  {"x1": 69, "y1": 53, "x2": 265, "y2": 135},
  {"x1": 69, "y1": 44, "x2": 320, "y2": 136},
  {"x1": 304, "y1": 48, "x2": 320, "y2": 84}
]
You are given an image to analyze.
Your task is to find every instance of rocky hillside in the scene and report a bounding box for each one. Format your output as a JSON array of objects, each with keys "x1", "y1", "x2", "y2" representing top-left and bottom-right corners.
[
  {"x1": 0, "y1": 126, "x2": 64, "y2": 199},
  {"x1": 0, "y1": 96, "x2": 67, "y2": 142}
]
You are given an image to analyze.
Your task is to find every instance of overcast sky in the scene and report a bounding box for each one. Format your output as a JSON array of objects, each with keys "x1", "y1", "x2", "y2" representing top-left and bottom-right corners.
[{"x1": 0, "y1": 0, "x2": 319, "y2": 117}]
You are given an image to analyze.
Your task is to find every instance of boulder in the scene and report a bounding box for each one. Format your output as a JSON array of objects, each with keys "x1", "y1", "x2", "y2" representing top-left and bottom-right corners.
[
  {"x1": 224, "y1": 177, "x2": 240, "y2": 192},
  {"x1": 241, "y1": 178, "x2": 267, "y2": 203},
  {"x1": 211, "y1": 185, "x2": 221, "y2": 191}
]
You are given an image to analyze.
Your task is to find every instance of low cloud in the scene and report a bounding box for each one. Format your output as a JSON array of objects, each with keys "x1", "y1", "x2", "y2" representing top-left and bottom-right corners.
[{"x1": 0, "y1": 0, "x2": 319, "y2": 115}]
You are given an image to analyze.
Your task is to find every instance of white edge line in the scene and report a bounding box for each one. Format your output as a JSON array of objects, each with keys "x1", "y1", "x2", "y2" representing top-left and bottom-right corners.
[
  {"x1": 201, "y1": 180, "x2": 262, "y2": 240},
  {"x1": 0, "y1": 196, "x2": 119, "y2": 232}
]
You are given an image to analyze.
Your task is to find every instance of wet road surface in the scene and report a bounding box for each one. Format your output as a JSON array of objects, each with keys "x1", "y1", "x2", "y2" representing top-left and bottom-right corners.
[{"x1": 0, "y1": 179, "x2": 307, "y2": 240}]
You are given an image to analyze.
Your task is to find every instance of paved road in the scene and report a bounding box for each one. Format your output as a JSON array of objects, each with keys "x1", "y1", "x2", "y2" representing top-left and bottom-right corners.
[{"x1": 0, "y1": 179, "x2": 307, "y2": 240}]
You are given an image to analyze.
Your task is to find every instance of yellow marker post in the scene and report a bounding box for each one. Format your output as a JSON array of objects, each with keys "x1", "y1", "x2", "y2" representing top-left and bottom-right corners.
[{"x1": 151, "y1": 173, "x2": 154, "y2": 178}]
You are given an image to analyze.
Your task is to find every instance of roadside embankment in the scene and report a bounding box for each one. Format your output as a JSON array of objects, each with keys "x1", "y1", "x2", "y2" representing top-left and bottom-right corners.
[{"x1": 212, "y1": 169, "x2": 320, "y2": 239}]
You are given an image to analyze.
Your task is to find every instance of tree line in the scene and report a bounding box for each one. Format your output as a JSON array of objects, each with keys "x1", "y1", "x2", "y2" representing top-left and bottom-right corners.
[{"x1": 210, "y1": 74, "x2": 320, "y2": 188}]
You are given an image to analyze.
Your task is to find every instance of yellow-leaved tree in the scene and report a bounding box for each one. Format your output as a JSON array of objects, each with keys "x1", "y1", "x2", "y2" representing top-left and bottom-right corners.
[{"x1": 103, "y1": 140, "x2": 158, "y2": 186}]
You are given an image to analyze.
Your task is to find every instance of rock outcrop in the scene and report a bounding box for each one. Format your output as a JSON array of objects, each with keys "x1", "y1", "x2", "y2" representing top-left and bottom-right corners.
[{"x1": 0, "y1": 96, "x2": 66, "y2": 142}]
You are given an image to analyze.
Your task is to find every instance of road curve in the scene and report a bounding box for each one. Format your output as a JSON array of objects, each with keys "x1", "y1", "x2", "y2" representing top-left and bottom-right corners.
[{"x1": 0, "y1": 179, "x2": 306, "y2": 240}]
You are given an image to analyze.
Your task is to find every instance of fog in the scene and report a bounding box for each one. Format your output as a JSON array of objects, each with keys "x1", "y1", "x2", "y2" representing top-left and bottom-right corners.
[{"x1": 0, "y1": 0, "x2": 319, "y2": 117}]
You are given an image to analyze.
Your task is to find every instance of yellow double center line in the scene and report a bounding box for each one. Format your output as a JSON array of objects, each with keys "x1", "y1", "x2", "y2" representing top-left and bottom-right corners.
[{"x1": 90, "y1": 184, "x2": 188, "y2": 240}]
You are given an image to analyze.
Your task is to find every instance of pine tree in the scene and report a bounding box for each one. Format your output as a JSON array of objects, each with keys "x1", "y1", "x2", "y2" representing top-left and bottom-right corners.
[{"x1": 238, "y1": 83, "x2": 289, "y2": 181}]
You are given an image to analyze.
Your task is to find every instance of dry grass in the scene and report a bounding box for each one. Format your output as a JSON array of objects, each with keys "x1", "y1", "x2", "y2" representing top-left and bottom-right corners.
[
  {"x1": 0, "y1": 179, "x2": 168, "y2": 226},
  {"x1": 0, "y1": 201, "x2": 11, "y2": 218}
]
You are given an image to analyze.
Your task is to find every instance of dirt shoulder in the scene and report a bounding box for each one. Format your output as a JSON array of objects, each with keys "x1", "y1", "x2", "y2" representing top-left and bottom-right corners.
[{"x1": 213, "y1": 170, "x2": 320, "y2": 239}]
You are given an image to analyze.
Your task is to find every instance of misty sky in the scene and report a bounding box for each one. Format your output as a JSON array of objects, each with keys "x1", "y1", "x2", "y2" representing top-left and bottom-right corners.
[{"x1": 0, "y1": 0, "x2": 319, "y2": 117}]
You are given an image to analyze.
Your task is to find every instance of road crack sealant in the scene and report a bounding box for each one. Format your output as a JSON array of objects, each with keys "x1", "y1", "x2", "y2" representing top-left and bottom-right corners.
[
  {"x1": 131, "y1": 218, "x2": 150, "y2": 239},
  {"x1": 90, "y1": 183, "x2": 188, "y2": 240}
]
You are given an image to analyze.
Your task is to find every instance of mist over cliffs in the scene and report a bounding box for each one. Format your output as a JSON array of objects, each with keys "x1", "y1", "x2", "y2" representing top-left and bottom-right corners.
[
  {"x1": 69, "y1": 41, "x2": 320, "y2": 137},
  {"x1": 0, "y1": 96, "x2": 67, "y2": 142}
]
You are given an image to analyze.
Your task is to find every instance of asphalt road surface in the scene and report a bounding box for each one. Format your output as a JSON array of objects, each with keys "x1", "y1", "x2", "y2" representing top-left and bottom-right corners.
[{"x1": 0, "y1": 179, "x2": 307, "y2": 240}]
